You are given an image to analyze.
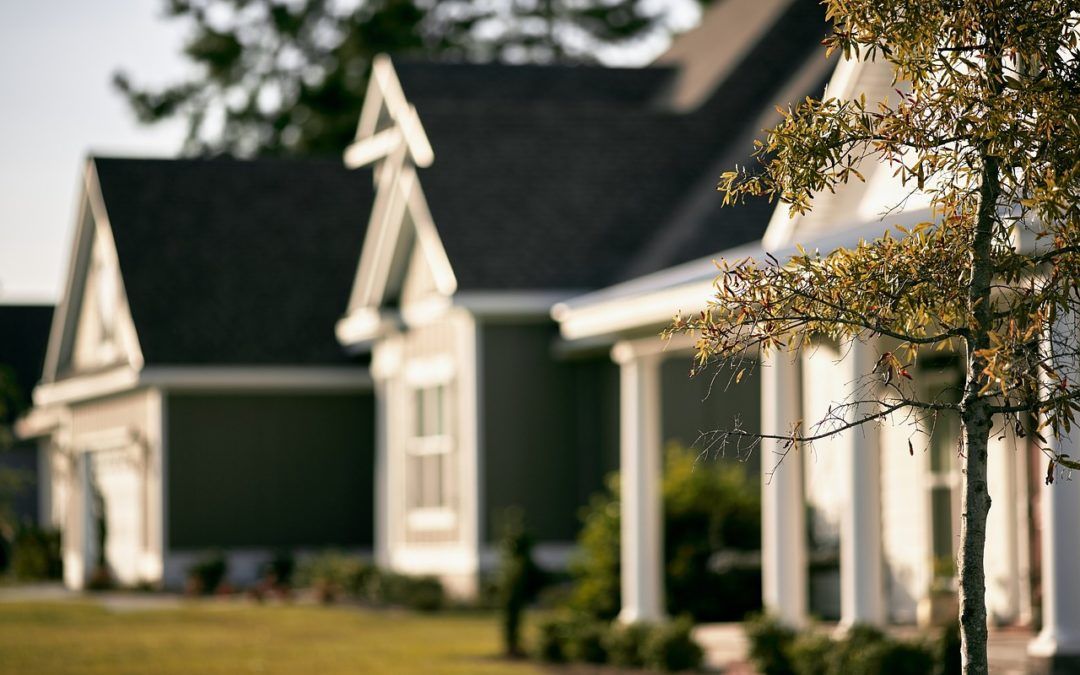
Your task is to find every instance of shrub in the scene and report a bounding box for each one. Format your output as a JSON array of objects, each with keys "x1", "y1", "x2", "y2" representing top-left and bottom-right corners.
[
  {"x1": 745, "y1": 613, "x2": 796, "y2": 675},
  {"x1": 297, "y1": 551, "x2": 372, "y2": 603},
  {"x1": 400, "y1": 575, "x2": 444, "y2": 612},
  {"x1": 186, "y1": 551, "x2": 227, "y2": 595},
  {"x1": 788, "y1": 632, "x2": 833, "y2": 675},
  {"x1": 564, "y1": 619, "x2": 608, "y2": 664},
  {"x1": 828, "y1": 623, "x2": 886, "y2": 673},
  {"x1": 364, "y1": 569, "x2": 444, "y2": 611},
  {"x1": 9, "y1": 525, "x2": 62, "y2": 580},
  {"x1": 933, "y1": 623, "x2": 962, "y2": 675},
  {"x1": 643, "y1": 617, "x2": 704, "y2": 672},
  {"x1": 848, "y1": 639, "x2": 934, "y2": 675},
  {"x1": 496, "y1": 508, "x2": 544, "y2": 656},
  {"x1": 532, "y1": 615, "x2": 570, "y2": 663},
  {"x1": 262, "y1": 550, "x2": 295, "y2": 588},
  {"x1": 568, "y1": 444, "x2": 761, "y2": 622},
  {"x1": 603, "y1": 621, "x2": 653, "y2": 668}
]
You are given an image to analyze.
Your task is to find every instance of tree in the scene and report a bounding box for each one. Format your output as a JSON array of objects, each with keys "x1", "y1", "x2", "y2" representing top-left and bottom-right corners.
[
  {"x1": 667, "y1": 2, "x2": 1080, "y2": 673},
  {"x1": 115, "y1": 0, "x2": 708, "y2": 156}
]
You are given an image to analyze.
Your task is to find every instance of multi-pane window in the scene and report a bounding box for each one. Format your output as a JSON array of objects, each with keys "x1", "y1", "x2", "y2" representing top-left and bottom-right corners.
[
  {"x1": 921, "y1": 360, "x2": 963, "y2": 583},
  {"x1": 406, "y1": 384, "x2": 455, "y2": 515}
]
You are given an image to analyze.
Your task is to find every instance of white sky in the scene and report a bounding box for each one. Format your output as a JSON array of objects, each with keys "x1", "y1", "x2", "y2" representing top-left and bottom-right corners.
[
  {"x1": 0, "y1": 1, "x2": 188, "y2": 304},
  {"x1": 0, "y1": 0, "x2": 697, "y2": 305}
]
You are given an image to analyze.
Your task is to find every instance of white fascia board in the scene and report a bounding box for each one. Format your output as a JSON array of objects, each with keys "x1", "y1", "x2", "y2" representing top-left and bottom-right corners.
[
  {"x1": 140, "y1": 367, "x2": 373, "y2": 392},
  {"x1": 556, "y1": 210, "x2": 936, "y2": 342},
  {"x1": 453, "y1": 291, "x2": 586, "y2": 319},
  {"x1": 14, "y1": 406, "x2": 62, "y2": 440},
  {"x1": 352, "y1": 55, "x2": 434, "y2": 169},
  {"x1": 336, "y1": 306, "x2": 391, "y2": 349},
  {"x1": 344, "y1": 127, "x2": 403, "y2": 169},
  {"x1": 32, "y1": 366, "x2": 141, "y2": 407}
]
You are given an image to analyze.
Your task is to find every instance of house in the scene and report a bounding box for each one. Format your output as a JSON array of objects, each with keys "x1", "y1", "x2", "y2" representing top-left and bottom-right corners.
[
  {"x1": 0, "y1": 304, "x2": 54, "y2": 527},
  {"x1": 20, "y1": 157, "x2": 377, "y2": 590},
  {"x1": 554, "y1": 34, "x2": 1080, "y2": 675},
  {"x1": 334, "y1": 0, "x2": 831, "y2": 599}
]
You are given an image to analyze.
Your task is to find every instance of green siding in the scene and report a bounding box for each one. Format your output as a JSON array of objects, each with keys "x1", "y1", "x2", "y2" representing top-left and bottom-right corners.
[
  {"x1": 661, "y1": 357, "x2": 762, "y2": 474},
  {"x1": 481, "y1": 324, "x2": 619, "y2": 544},
  {"x1": 167, "y1": 392, "x2": 374, "y2": 550}
]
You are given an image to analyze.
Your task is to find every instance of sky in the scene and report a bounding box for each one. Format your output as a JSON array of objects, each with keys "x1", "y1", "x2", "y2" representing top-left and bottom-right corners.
[{"x1": 0, "y1": 1, "x2": 188, "y2": 304}]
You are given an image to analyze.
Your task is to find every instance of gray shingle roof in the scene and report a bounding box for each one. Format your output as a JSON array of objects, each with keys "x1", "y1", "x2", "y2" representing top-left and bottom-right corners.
[
  {"x1": 0, "y1": 304, "x2": 53, "y2": 415},
  {"x1": 93, "y1": 157, "x2": 372, "y2": 366},
  {"x1": 390, "y1": 0, "x2": 829, "y2": 291}
]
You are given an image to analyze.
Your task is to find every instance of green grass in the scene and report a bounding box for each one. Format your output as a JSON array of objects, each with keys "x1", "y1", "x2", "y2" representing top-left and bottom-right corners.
[{"x1": 0, "y1": 600, "x2": 547, "y2": 674}]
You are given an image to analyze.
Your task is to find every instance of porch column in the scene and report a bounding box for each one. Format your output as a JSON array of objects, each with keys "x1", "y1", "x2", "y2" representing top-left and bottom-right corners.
[
  {"x1": 839, "y1": 340, "x2": 884, "y2": 628},
  {"x1": 1029, "y1": 311, "x2": 1080, "y2": 672},
  {"x1": 613, "y1": 342, "x2": 665, "y2": 624},
  {"x1": 761, "y1": 348, "x2": 807, "y2": 626}
]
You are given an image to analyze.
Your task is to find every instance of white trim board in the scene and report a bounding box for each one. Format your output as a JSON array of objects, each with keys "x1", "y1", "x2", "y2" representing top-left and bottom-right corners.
[{"x1": 140, "y1": 367, "x2": 373, "y2": 392}]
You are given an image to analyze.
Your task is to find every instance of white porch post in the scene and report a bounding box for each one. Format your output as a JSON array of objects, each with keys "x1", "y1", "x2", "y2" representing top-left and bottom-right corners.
[
  {"x1": 839, "y1": 341, "x2": 884, "y2": 628},
  {"x1": 761, "y1": 348, "x2": 807, "y2": 626},
  {"x1": 613, "y1": 342, "x2": 665, "y2": 624},
  {"x1": 1028, "y1": 447, "x2": 1080, "y2": 667},
  {"x1": 1029, "y1": 310, "x2": 1080, "y2": 671}
]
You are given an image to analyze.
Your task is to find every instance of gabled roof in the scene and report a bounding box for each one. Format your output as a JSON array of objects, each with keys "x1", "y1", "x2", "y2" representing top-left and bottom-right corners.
[
  {"x1": 0, "y1": 304, "x2": 53, "y2": 415},
  {"x1": 346, "y1": 0, "x2": 830, "y2": 297},
  {"x1": 89, "y1": 157, "x2": 372, "y2": 366}
]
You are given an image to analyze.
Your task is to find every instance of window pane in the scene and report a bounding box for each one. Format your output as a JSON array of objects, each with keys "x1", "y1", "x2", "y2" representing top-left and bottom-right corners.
[
  {"x1": 414, "y1": 388, "x2": 425, "y2": 437},
  {"x1": 931, "y1": 486, "x2": 954, "y2": 562}
]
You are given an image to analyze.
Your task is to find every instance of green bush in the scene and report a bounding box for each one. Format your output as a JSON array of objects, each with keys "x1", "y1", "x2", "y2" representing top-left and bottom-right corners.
[
  {"x1": 602, "y1": 621, "x2": 653, "y2": 668},
  {"x1": 496, "y1": 508, "x2": 544, "y2": 656},
  {"x1": 746, "y1": 615, "x2": 945, "y2": 675},
  {"x1": 788, "y1": 632, "x2": 833, "y2": 675},
  {"x1": 745, "y1": 613, "x2": 796, "y2": 675},
  {"x1": 9, "y1": 525, "x2": 62, "y2": 580},
  {"x1": 933, "y1": 623, "x2": 962, "y2": 675},
  {"x1": 400, "y1": 575, "x2": 445, "y2": 612},
  {"x1": 564, "y1": 618, "x2": 608, "y2": 664},
  {"x1": 186, "y1": 551, "x2": 227, "y2": 595},
  {"x1": 365, "y1": 569, "x2": 445, "y2": 611},
  {"x1": 643, "y1": 617, "x2": 704, "y2": 672},
  {"x1": 829, "y1": 623, "x2": 886, "y2": 673},
  {"x1": 261, "y1": 550, "x2": 295, "y2": 588},
  {"x1": 848, "y1": 639, "x2": 934, "y2": 675},
  {"x1": 532, "y1": 615, "x2": 570, "y2": 663},
  {"x1": 568, "y1": 444, "x2": 761, "y2": 622},
  {"x1": 297, "y1": 551, "x2": 372, "y2": 603}
]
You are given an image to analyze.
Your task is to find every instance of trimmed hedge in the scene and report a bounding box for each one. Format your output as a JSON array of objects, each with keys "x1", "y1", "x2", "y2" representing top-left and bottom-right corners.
[
  {"x1": 745, "y1": 614, "x2": 959, "y2": 675},
  {"x1": 533, "y1": 614, "x2": 703, "y2": 672}
]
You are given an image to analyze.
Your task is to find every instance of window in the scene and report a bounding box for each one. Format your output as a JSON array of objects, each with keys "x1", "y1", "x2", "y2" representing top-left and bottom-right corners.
[
  {"x1": 920, "y1": 358, "x2": 963, "y2": 585},
  {"x1": 406, "y1": 383, "x2": 455, "y2": 523}
]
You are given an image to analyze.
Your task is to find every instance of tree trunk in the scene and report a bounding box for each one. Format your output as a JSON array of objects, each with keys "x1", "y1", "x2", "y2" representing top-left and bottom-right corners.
[
  {"x1": 959, "y1": 400, "x2": 993, "y2": 674},
  {"x1": 958, "y1": 122, "x2": 1001, "y2": 672}
]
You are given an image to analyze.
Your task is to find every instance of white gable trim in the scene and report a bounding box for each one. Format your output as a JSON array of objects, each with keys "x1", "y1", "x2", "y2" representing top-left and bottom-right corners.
[
  {"x1": 339, "y1": 163, "x2": 457, "y2": 347},
  {"x1": 345, "y1": 55, "x2": 433, "y2": 169},
  {"x1": 42, "y1": 159, "x2": 145, "y2": 384},
  {"x1": 33, "y1": 365, "x2": 141, "y2": 407}
]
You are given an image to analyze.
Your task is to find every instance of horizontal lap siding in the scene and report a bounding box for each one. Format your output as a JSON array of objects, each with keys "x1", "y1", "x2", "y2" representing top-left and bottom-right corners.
[{"x1": 167, "y1": 392, "x2": 374, "y2": 550}]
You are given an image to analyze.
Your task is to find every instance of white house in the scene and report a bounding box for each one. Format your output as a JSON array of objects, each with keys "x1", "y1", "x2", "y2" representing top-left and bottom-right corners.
[
  {"x1": 554, "y1": 52, "x2": 1080, "y2": 673},
  {"x1": 334, "y1": 0, "x2": 831, "y2": 598},
  {"x1": 20, "y1": 157, "x2": 378, "y2": 590}
]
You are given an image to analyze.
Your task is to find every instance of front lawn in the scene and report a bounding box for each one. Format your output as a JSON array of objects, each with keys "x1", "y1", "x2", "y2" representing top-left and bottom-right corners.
[{"x1": 0, "y1": 599, "x2": 547, "y2": 675}]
